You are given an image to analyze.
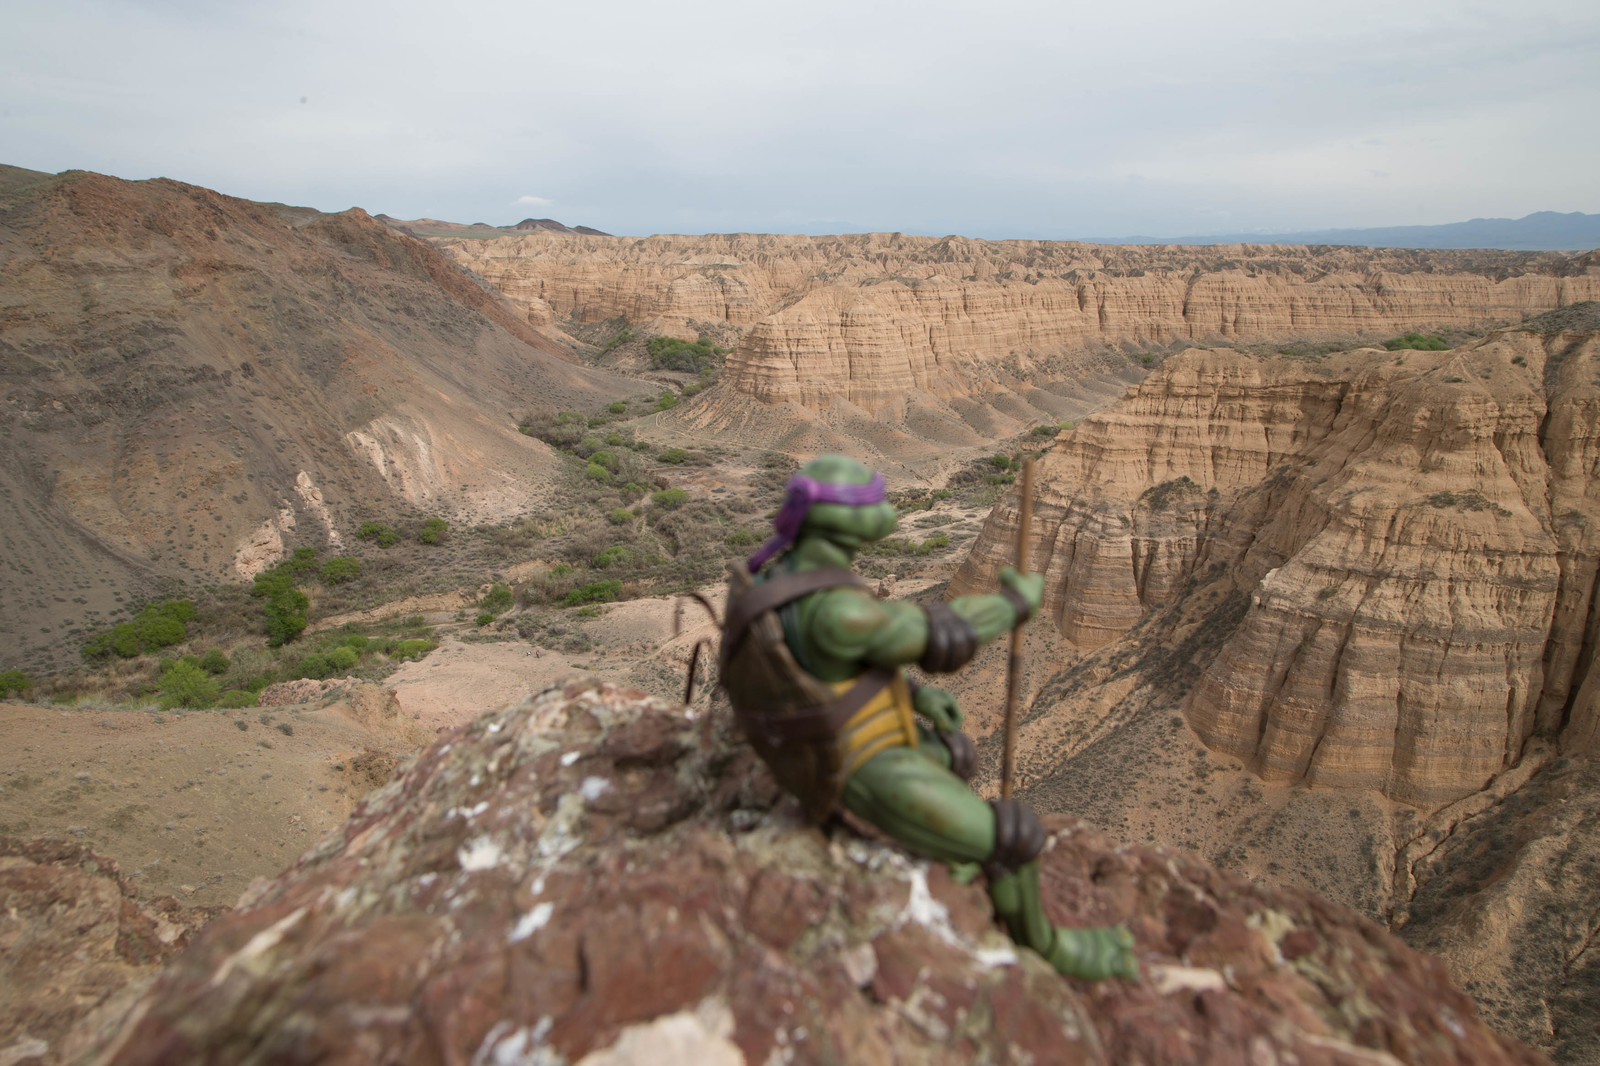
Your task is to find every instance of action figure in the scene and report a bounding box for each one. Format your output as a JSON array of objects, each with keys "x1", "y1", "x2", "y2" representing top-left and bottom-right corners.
[{"x1": 720, "y1": 455, "x2": 1138, "y2": 980}]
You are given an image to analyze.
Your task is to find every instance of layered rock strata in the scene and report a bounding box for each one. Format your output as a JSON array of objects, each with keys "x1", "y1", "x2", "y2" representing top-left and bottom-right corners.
[
  {"x1": 953, "y1": 322, "x2": 1600, "y2": 807},
  {"x1": 82, "y1": 681, "x2": 1541, "y2": 1066},
  {"x1": 440, "y1": 232, "x2": 1600, "y2": 414}
]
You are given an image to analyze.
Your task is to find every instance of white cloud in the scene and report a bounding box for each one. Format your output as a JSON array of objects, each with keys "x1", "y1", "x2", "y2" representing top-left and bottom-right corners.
[{"x1": 513, "y1": 194, "x2": 552, "y2": 207}]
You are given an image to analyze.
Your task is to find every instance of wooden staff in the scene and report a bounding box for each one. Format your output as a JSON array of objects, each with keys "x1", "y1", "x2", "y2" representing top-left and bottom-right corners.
[{"x1": 1001, "y1": 458, "x2": 1035, "y2": 801}]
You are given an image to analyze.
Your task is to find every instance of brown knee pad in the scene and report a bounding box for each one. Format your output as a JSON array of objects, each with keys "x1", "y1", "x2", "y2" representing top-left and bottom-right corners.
[
  {"x1": 940, "y1": 730, "x2": 977, "y2": 781},
  {"x1": 984, "y1": 798, "x2": 1045, "y2": 881}
]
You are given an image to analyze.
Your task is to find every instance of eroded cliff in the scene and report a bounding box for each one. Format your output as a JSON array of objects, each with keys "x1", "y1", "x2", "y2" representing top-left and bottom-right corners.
[
  {"x1": 439, "y1": 232, "x2": 1600, "y2": 417},
  {"x1": 955, "y1": 319, "x2": 1600, "y2": 807}
]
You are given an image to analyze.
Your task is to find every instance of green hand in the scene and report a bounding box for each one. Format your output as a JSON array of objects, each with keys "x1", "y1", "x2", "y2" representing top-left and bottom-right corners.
[{"x1": 913, "y1": 684, "x2": 964, "y2": 732}]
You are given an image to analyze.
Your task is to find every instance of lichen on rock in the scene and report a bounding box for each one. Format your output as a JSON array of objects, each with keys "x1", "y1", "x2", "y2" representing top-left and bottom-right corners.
[{"x1": 78, "y1": 680, "x2": 1541, "y2": 1065}]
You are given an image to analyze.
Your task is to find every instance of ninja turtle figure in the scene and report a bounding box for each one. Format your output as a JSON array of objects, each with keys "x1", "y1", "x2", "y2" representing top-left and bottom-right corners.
[{"x1": 720, "y1": 454, "x2": 1138, "y2": 981}]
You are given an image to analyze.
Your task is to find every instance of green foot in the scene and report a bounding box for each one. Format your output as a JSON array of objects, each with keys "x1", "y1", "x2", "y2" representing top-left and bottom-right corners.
[{"x1": 1045, "y1": 925, "x2": 1138, "y2": 981}]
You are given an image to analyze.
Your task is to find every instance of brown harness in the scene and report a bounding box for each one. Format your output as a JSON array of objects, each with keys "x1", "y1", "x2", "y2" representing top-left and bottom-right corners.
[{"x1": 720, "y1": 567, "x2": 893, "y2": 744}]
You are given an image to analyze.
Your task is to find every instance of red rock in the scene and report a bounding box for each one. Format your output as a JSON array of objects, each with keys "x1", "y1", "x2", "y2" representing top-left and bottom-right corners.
[{"x1": 74, "y1": 682, "x2": 1546, "y2": 1065}]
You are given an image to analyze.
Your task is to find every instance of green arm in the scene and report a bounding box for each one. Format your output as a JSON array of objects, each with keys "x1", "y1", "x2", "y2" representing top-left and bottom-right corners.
[{"x1": 808, "y1": 583, "x2": 1035, "y2": 671}]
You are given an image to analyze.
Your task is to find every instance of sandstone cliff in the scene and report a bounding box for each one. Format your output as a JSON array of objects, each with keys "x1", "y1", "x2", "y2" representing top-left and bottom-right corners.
[
  {"x1": 954, "y1": 319, "x2": 1600, "y2": 807},
  {"x1": 75, "y1": 681, "x2": 1540, "y2": 1066},
  {"x1": 0, "y1": 167, "x2": 641, "y2": 669},
  {"x1": 439, "y1": 232, "x2": 1600, "y2": 416}
]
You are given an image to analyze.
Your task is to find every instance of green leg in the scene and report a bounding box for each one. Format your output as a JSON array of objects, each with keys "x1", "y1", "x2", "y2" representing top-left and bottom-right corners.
[{"x1": 842, "y1": 748, "x2": 1138, "y2": 981}]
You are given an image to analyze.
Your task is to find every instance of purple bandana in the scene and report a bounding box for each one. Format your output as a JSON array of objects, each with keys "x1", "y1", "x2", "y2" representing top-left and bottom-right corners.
[{"x1": 747, "y1": 471, "x2": 887, "y2": 572}]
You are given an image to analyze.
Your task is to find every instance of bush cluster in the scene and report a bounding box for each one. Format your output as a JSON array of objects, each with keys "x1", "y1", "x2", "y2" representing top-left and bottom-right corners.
[
  {"x1": 646, "y1": 335, "x2": 728, "y2": 373},
  {"x1": 1384, "y1": 333, "x2": 1450, "y2": 351},
  {"x1": 82, "y1": 599, "x2": 197, "y2": 662},
  {"x1": 419, "y1": 517, "x2": 449, "y2": 544},
  {"x1": 0, "y1": 670, "x2": 32, "y2": 698},
  {"x1": 356, "y1": 522, "x2": 399, "y2": 547}
]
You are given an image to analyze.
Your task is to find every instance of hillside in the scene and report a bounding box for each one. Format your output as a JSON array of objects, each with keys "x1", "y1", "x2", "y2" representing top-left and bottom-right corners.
[
  {"x1": 1093, "y1": 211, "x2": 1600, "y2": 252},
  {"x1": 0, "y1": 167, "x2": 643, "y2": 670},
  {"x1": 950, "y1": 311, "x2": 1600, "y2": 1060}
]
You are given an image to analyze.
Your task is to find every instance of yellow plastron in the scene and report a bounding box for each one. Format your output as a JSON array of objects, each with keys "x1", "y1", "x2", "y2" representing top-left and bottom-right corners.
[{"x1": 831, "y1": 671, "x2": 919, "y2": 780}]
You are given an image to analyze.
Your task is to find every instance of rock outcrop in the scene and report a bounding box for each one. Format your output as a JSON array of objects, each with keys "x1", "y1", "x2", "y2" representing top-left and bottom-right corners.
[
  {"x1": 954, "y1": 318, "x2": 1600, "y2": 808},
  {"x1": 0, "y1": 167, "x2": 642, "y2": 668},
  {"x1": 439, "y1": 232, "x2": 1600, "y2": 416},
  {"x1": 0, "y1": 837, "x2": 222, "y2": 1066},
  {"x1": 80, "y1": 680, "x2": 1540, "y2": 1065}
]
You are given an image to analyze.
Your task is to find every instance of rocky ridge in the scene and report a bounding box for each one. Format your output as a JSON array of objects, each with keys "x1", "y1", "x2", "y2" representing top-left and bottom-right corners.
[
  {"x1": 0, "y1": 167, "x2": 641, "y2": 668},
  {"x1": 75, "y1": 680, "x2": 1541, "y2": 1066}
]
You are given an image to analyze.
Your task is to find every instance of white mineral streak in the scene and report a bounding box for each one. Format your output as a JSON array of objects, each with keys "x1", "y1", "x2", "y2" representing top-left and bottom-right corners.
[
  {"x1": 509, "y1": 902, "x2": 555, "y2": 943},
  {"x1": 209, "y1": 906, "x2": 308, "y2": 986},
  {"x1": 579, "y1": 776, "x2": 611, "y2": 801},
  {"x1": 457, "y1": 836, "x2": 505, "y2": 872},
  {"x1": 473, "y1": 1018, "x2": 561, "y2": 1066},
  {"x1": 1148, "y1": 964, "x2": 1228, "y2": 996},
  {"x1": 574, "y1": 999, "x2": 744, "y2": 1066},
  {"x1": 537, "y1": 793, "x2": 586, "y2": 860},
  {"x1": 294, "y1": 471, "x2": 342, "y2": 547},
  {"x1": 232, "y1": 503, "x2": 297, "y2": 579}
]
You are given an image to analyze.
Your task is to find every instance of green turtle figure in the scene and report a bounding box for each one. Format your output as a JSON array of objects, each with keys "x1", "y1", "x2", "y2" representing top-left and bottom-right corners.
[{"x1": 720, "y1": 454, "x2": 1138, "y2": 981}]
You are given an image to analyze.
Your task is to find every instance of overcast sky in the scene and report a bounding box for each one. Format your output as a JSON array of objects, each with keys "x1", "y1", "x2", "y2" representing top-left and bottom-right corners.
[{"x1": 4, "y1": 0, "x2": 1597, "y2": 238}]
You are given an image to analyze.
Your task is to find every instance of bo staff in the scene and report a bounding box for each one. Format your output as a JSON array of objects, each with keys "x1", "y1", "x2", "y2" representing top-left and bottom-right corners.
[{"x1": 1000, "y1": 458, "x2": 1035, "y2": 801}]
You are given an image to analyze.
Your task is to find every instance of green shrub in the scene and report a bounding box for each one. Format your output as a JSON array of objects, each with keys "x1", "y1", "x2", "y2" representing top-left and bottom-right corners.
[
  {"x1": 480, "y1": 585, "x2": 514, "y2": 615},
  {"x1": 0, "y1": 670, "x2": 32, "y2": 698},
  {"x1": 296, "y1": 653, "x2": 333, "y2": 680},
  {"x1": 321, "y1": 556, "x2": 362, "y2": 585},
  {"x1": 585, "y1": 462, "x2": 612, "y2": 482},
  {"x1": 341, "y1": 634, "x2": 369, "y2": 653},
  {"x1": 654, "y1": 392, "x2": 679, "y2": 412},
  {"x1": 646, "y1": 335, "x2": 728, "y2": 373},
  {"x1": 917, "y1": 533, "x2": 950, "y2": 554},
  {"x1": 607, "y1": 400, "x2": 628, "y2": 414},
  {"x1": 1031, "y1": 424, "x2": 1058, "y2": 436},
  {"x1": 593, "y1": 545, "x2": 634, "y2": 569},
  {"x1": 217, "y1": 690, "x2": 258, "y2": 709},
  {"x1": 326, "y1": 646, "x2": 359, "y2": 671},
  {"x1": 158, "y1": 660, "x2": 220, "y2": 710},
  {"x1": 725, "y1": 528, "x2": 760, "y2": 547},
  {"x1": 989, "y1": 454, "x2": 1014, "y2": 471},
  {"x1": 356, "y1": 521, "x2": 399, "y2": 547},
  {"x1": 551, "y1": 563, "x2": 574, "y2": 577},
  {"x1": 563, "y1": 579, "x2": 622, "y2": 607},
  {"x1": 253, "y1": 568, "x2": 310, "y2": 647},
  {"x1": 589, "y1": 450, "x2": 618, "y2": 470},
  {"x1": 199, "y1": 648, "x2": 230, "y2": 675},
  {"x1": 391, "y1": 639, "x2": 436, "y2": 661},
  {"x1": 476, "y1": 611, "x2": 496, "y2": 626},
  {"x1": 81, "y1": 599, "x2": 197, "y2": 661},
  {"x1": 658, "y1": 447, "x2": 690, "y2": 464},
  {"x1": 1384, "y1": 333, "x2": 1450, "y2": 351},
  {"x1": 418, "y1": 517, "x2": 449, "y2": 544},
  {"x1": 652, "y1": 488, "x2": 690, "y2": 510},
  {"x1": 608, "y1": 507, "x2": 634, "y2": 526}
]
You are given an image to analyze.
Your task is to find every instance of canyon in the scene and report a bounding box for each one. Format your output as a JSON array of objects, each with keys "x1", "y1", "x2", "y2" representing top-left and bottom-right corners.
[{"x1": 951, "y1": 306, "x2": 1600, "y2": 1059}]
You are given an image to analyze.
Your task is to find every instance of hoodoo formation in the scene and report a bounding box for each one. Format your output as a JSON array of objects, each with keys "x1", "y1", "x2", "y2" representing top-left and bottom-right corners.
[{"x1": 953, "y1": 315, "x2": 1600, "y2": 805}]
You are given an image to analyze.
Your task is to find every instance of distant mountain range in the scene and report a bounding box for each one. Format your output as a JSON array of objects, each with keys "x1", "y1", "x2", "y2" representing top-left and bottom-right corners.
[{"x1": 1087, "y1": 211, "x2": 1600, "y2": 251}]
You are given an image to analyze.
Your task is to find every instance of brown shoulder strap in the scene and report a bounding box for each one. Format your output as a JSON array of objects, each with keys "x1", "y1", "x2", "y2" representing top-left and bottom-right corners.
[{"x1": 720, "y1": 566, "x2": 868, "y2": 667}]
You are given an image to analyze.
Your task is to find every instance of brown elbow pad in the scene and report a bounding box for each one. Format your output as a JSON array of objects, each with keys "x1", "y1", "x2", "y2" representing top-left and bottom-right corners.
[
  {"x1": 984, "y1": 798, "x2": 1046, "y2": 879},
  {"x1": 940, "y1": 729, "x2": 977, "y2": 780},
  {"x1": 999, "y1": 585, "x2": 1033, "y2": 626},
  {"x1": 919, "y1": 603, "x2": 979, "y2": 673}
]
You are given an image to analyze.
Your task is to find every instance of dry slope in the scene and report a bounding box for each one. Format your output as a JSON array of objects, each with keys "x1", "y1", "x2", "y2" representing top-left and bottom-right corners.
[{"x1": 0, "y1": 166, "x2": 642, "y2": 670}]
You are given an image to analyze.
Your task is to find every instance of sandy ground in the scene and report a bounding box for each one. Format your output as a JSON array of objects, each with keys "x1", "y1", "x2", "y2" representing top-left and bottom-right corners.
[{"x1": 0, "y1": 699, "x2": 418, "y2": 908}]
